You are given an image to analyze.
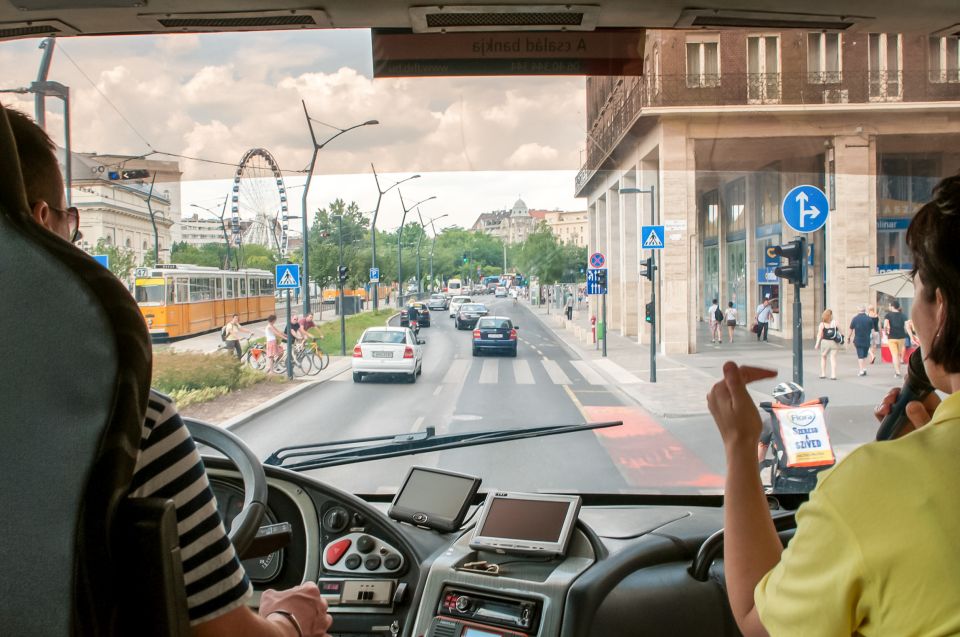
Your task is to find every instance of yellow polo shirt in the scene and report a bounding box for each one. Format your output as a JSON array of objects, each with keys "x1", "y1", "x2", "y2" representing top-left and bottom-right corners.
[{"x1": 755, "y1": 390, "x2": 960, "y2": 636}]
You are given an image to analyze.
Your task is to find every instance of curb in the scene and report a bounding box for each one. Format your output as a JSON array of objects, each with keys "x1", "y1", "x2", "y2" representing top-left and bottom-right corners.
[{"x1": 222, "y1": 358, "x2": 351, "y2": 430}]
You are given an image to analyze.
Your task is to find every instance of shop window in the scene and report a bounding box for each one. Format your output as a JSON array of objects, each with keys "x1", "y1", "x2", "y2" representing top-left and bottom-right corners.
[
  {"x1": 878, "y1": 154, "x2": 940, "y2": 217},
  {"x1": 701, "y1": 189, "x2": 720, "y2": 240},
  {"x1": 755, "y1": 164, "x2": 781, "y2": 227},
  {"x1": 725, "y1": 178, "x2": 746, "y2": 235}
]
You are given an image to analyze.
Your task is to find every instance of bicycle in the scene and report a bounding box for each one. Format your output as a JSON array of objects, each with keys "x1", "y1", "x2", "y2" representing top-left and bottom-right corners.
[
  {"x1": 270, "y1": 339, "x2": 318, "y2": 376},
  {"x1": 301, "y1": 339, "x2": 329, "y2": 377},
  {"x1": 239, "y1": 338, "x2": 269, "y2": 371}
]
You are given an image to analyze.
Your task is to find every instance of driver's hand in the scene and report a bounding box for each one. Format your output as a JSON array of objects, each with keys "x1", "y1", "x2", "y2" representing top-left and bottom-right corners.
[
  {"x1": 707, "y1": 362, "x2": 778, "y2": 453},
  {"x1": 874, "y1": 387, "x2": 940, "y2": 438},
  {"x1": 260, "y1": 582, "x2": 332, "y2": 637}
]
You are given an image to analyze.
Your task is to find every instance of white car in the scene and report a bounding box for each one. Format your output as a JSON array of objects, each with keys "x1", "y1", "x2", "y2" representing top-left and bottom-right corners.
[
  {"x1": 494, "y1": 286, "x2": 508, "y2": 298},
  {"x1": 449, "y1": 295, "x2": 472, "y2": 317},
  {"x1": 352, "y1": 327, "x2": 423, "y2": 383}
]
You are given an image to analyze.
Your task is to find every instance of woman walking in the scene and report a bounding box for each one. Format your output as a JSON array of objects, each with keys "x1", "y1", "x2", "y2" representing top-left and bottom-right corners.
[
  {"x1": 815, "y1": 308, "x2": 841, "y2": 379},
  {"x1": 867, "y1": 304, "x2": 880, "y2": 364},
  {"x1": 724, "y1": 301, "x2": 738, "y2": 343}
]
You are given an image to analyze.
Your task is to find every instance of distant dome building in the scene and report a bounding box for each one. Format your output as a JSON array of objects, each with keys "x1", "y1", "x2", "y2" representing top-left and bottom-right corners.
[
  {"x1": 470, "y1": 196, "x2": 537, "y2": 245},
  {"x1": 511, "y1": 197, "x2": 529, "y2": 217}
]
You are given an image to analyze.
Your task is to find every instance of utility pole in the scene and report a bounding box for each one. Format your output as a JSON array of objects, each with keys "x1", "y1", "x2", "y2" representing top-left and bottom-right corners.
[
  {"x1": 370, "y1": 165, "x2": 420, "y2": 311},
  {"x1": 396, "y1": 190, "x2": 435, "y2": 307},
  {"x1": 334, "y1": 214, "x2": 347, "y2": 356},
  {"x1": 146, "y1": 172, "x2": 159, "y2": 264}
]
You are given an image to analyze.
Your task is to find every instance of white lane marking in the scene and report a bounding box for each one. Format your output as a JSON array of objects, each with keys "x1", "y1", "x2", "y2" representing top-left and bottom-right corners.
[
  {"x1": 410, "y1": 416, "x2": 425, "y2": 433},
  {"x1": 513, "y1": 359, "x2": 535, "y2": 384},
  {"x1": 443, "y1": 359, "x2": 471, "y2": 384},
  {"x1": 593, "y1": 358, "x2": 643, "y2": 384},
  {"x1": 479, "y1": 358, "x2": 499, "y2": 384},
  {"x1": 541, "y1": 358, "x2": 571, "y2": 385},
  {"x1": 571, "y1": 360, "x2": 606, "y2": 385},
  {"x1": 433, "y1": 385, "x2": 444, "y2": 396}
]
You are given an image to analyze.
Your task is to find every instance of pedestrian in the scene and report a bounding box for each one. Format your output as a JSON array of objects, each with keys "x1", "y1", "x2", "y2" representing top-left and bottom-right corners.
[
  {"x1": 565, "y1": 293, "x2": 574, "y2": 320},
  {"x1": 222, "y1": 313, "x2": 252, "y2": 359},
  {"x1": 884, "y1": 299, "x2": 908, "y2": 377},
  {"x1": 264, "y1": 314, "x2": 286, "y2": 375},
  {"x1": 708, "y1": 298, "x2": 722, "y2": 344},
  {"x1": 848, "y1": 305, "x2": 873, "y2": 376},
  {"x1": 815, "y1": 308, "x2": 841, "y2": 379},
  {"x1": 755, "y1": 295, "x2": 773, "y2": 342},
  {"x1": 867, "y1": 304, "x2": 880, "y2": 364},
  {"x1": 725, "y1": 302, "x2": 738, "y2": 343}
]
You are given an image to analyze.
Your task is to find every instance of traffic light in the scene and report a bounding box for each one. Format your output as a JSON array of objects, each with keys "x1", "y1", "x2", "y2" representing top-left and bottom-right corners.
[
  {"x1": 107, "y1": 168, "x2": 150, "y2": 180},
  {"x1": 338, "y1": 265, "x2": 348, "y2": 282},
  {"x1": 640, "y1": 256, "x2": 656, "y2": 281},
  {"x1": 773, "y1": 236, "x2": 808, "y2": 286},
  {"x1": 645, "y1": 301, "x2": 654, "y2": 323},
  {"x1": 579, "y1": 265, "x2": 585, "y2": 275},
  {"x1": 596, "y1": 269, "x2": 607, "y2": 287},
  {"x1": 462, "y1": 253, "x2": 468, "y2": 264}
]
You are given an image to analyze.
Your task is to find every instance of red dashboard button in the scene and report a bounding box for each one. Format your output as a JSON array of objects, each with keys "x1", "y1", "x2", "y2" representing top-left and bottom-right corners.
[{"x1": 325, "y1": 539, "x2": 352, "y2": 565}]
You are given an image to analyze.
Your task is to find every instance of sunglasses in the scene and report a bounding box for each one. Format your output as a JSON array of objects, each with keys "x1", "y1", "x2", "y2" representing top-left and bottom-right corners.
[{"x1": 49, "y1": 205, "x2": 82, "y2": 243}]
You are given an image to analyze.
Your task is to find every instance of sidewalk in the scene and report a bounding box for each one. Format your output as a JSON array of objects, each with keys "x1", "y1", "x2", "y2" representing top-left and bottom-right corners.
[{"x1": 525, "y1": 301, "x2": 895, "y2": 418}]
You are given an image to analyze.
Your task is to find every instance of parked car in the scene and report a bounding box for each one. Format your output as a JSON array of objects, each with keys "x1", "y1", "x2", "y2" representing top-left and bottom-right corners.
[
  {"x1": 472, "y1": 316, "x2": 518, "y2": 357},
  {"x1": 426, "y1": 293, "x2": 448, "y2": 310},
  {"x1": 352, "y1": 326, "x2": 423, "y2": 383},
  {"x1": 455, "y1": 303, "x2": 489, "y2": 330},
  {"x1": 449, "y1": 295, "x2": 472, "y2": 317},
  {"x1": 400, "y1": 302, "x2": 431, "y2": 327},
  {"x1": 494, "y1": 286, "x2": 508, "y2": 298}
]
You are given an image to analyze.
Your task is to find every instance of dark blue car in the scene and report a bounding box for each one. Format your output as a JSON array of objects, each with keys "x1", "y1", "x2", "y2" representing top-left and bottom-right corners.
[{"x1": 472, "y1": 316, "x2": 518, "y2": 357}]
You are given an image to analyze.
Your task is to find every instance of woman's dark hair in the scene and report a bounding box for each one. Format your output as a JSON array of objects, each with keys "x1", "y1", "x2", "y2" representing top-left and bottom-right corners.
[
  {"x1": 267, "y1": 314, "x2": 276, "y2": 323},
  {"x1": 728, "y1": 301, "x2": 734, "y2": 308},
  {"x1": 906, "y1": 173, "x2": 960, "y2": 373}
]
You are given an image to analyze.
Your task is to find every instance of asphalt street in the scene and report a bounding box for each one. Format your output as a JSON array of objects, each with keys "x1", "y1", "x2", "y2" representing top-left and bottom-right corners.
[{"x1": 230, "y1": 296, "x2": 880, "y2": 496}]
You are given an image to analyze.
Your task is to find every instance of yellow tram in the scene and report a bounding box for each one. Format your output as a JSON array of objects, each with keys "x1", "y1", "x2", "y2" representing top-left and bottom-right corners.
[{"x1": 134, "y1": 264, "x2": 275, "y2": 340}]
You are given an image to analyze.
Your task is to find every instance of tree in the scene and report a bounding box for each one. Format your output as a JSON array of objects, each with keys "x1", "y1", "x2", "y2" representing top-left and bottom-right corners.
[{"x1": 94, "y1": 237, "x2": 138, "y2": 282}]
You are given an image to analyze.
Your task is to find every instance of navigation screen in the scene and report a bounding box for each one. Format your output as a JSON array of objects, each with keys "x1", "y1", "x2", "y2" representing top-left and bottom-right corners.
[
  {"x1": 478, "y1": 497, "x2": 570, "y2": 542},
  {"x1": 394, "y1": 468, "x2": 477, "y2": 519}
]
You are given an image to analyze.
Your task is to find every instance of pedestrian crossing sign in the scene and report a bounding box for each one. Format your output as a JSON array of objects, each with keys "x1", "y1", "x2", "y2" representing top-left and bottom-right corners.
[
  {"x1": 641, "y1": 225, "x2": 665, "y2": 250},
  {"x1": 276, "y1": 263, "x2": 300, "y2": 289}
]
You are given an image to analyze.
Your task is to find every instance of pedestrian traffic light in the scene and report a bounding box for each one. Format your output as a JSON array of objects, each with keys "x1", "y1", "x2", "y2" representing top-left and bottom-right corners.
[
  {"x1": 579, "y1": 265, "x2": 586, "y2": 275},
  {"x1": 338, "y1": 265, "x2": 348, "y2": 281},
  {"x1": 645, "y1": 301, "x2": 654, "y2": 323},
  {"x1": 773, "y1": 236, "x2": 808, "y2": 287},
  {"x1": 640, "y1": 256, "x2": 656, "y2": 281}
]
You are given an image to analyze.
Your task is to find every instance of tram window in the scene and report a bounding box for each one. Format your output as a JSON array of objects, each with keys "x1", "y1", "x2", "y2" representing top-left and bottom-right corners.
[
  {"x1": 262, "y1": 277, "x2": 274, "y2": 295},
  {"x1": 214, "y1": 278, "x2": 223, "y2": 300},
  {"x1": 190, "y1": 277, "x2": 212, "y2": 302},
  {"x1": 226, "y1": 278, "x2": 234, "y2": 299},
  {"x1": 239, "y1": 278, "x2": 246, "y2": 297},
  {"x1": 167, "y1": 281, "x2": 175, "y2": 304},
  {"x1": 175, "y1": 278, "x2": 188, "y2": 304},
  {"x1": 250, "y1": 279, "x2": 259, "y2": 296},
  {"x1": 134, "y1": 278, "x2": 164, "y2": 303}
]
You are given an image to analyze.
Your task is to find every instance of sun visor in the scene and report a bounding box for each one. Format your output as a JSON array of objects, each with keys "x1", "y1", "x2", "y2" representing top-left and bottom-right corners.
[{"x1": 371, "y1": 28, "x2": 645, "y2": 78}]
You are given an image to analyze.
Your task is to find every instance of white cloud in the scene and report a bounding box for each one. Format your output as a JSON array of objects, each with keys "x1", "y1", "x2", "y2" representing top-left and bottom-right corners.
[{"x1": 505, "y1": 143, "x2": 560, "y2": 169}]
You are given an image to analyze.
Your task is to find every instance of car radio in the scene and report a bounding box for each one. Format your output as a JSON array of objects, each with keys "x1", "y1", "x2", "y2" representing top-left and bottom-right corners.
[{"x1": 428, "y1": 586, "x2": 540, "y2": 636}]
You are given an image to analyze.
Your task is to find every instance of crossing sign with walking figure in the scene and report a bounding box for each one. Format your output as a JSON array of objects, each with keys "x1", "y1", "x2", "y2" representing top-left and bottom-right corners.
[
  {"x1": 641, "y1": 225, "x2": 665, "y2": 250},
  {"x1": 276, "y1": 263, "x2": 300, "y2": 289}
]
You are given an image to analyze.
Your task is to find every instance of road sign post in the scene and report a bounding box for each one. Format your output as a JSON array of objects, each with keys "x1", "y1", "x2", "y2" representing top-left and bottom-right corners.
[
  {"x1": 587, "y1": 267, "x2": 608, "y2": 356},
  {"x1": 276, "y1": 264, "x2": 301, "y2": 380},
  {"x1": 640, "y1": 227, "x2": 664, "y2": 382}
]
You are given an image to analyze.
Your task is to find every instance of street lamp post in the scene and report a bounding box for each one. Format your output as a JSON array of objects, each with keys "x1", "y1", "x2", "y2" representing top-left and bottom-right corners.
[
  {"x1": 371, "y1": 165, "x2": 420, "y2": 311},
  {"x1": 332, "y1": 214, "x2": 347, "y2": 356},
  {"x1": 423, "y1": 214, "x2": 449, "y2": 293},
  {"x1": 191, "y1": 199, "x2": 234, "y2": 270},
  {"x1": 396, "y1": 191, "x2": 436, "y2": 307},
  {"x1": 300, "y1": 102, "x2": 378, "y2": 316},
  {"x1": 619, "y1": 185, "x2": 657, "y2": 381}
]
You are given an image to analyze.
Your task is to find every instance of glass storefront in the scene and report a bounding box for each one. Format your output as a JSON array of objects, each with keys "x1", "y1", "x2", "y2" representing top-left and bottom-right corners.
[
  {"x1": 703, "y1": 244, "x2": 720, "y2": 317},
  {"x1": 726, "y1": 239, "x2": 746, "y2": 324}
]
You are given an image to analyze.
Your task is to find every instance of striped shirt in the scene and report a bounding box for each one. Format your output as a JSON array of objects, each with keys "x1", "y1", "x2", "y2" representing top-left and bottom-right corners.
[{"x1": 128, "y1": 390, "x2": 252, "y2": 625}]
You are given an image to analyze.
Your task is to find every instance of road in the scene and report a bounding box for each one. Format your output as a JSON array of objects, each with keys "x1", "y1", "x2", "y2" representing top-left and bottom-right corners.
[{"x1": 230, "y1": 296, "x2": 879, "y2": 496}]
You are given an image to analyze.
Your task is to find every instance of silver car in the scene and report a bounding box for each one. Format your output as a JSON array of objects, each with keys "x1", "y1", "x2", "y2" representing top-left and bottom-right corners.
[
  {"x1": 448, "y1": 295, "x2": 472, "y2": 317},
  {"x1": 352, "y1": 327, "x2": 423, "y2": 383}
]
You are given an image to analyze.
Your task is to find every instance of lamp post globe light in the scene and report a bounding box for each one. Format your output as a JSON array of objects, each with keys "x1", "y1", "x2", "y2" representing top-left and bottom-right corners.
[
  {"x1": 370, "y1": 166, "x2": 420, "y2": 311},
  {"x1": 396, "y1": 191, "x2": 436, "y2": 308},
  {"x1": 300, "y1": 102, "x2": 378, "y2": 315}
]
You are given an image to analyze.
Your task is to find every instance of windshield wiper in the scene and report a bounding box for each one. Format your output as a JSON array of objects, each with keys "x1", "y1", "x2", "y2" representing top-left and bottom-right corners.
[{"x1": 264, "y1": 421, "x2": 622, "y2": 472}]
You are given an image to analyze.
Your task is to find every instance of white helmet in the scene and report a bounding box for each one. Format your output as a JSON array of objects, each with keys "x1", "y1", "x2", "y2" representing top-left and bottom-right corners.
[{"x1": 772, "y1": 382, "x2": 805, "y2": 406}]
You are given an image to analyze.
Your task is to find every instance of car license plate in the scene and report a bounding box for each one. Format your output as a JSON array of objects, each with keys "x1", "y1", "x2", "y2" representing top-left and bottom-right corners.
[
  {"x1": 372, "y1": 351, "x2": 393, "y2": 358},
  {"x1": 488, "y1": 333, "x2": 503, "y2": 339}
]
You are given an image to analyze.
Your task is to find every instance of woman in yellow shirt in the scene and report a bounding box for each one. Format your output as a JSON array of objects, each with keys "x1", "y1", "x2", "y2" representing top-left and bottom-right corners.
[{"x1": 707, "y1": 174, "x2": 960, "y2": 636}]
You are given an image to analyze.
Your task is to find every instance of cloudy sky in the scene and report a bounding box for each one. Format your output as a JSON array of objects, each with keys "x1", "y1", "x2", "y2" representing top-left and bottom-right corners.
[{"x1": 0, "y1": 29, "x2": 587, "y2": 230}]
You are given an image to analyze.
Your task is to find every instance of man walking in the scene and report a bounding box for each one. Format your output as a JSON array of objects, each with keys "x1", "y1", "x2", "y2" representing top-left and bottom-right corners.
[
  {"x1": 708, "y1": 298, "x2": 722, "y2": 344},
  {"x1": 883, "y1": 300, "x2": 908, "y2": 377},
  {"x1": 755, "y1": 295, "x2": 773, "y2": 342},
  {"x1": 848, "y1": 305, "x2": 874, "y2": 376},
  {"x1": 565, "y1": 293, "x2": 574, "y2": 320}
]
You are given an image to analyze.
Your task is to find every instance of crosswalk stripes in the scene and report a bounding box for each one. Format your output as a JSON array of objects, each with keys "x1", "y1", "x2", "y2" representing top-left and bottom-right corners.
[
  {"x1": 513, "y1": 359, "x2": 535, "y2": 384},
  {"x1": 479, "y1": 359, "x2": 499, "y2": 384},
  {"x1": 592, "y1": 358, "x2": 643, "y2": 384},
  {"x1": 540, "y1": 359, "x2": 571, "y2": 385},
  {"x1": 442, "y1": 359, "x2": 471, "y2": 385},
  {"x1": 570, "y1": 360, "x2": 606, "y2": 385}
]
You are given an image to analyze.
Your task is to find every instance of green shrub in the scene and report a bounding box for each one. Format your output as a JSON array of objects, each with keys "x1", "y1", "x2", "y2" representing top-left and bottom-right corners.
[{"x1": 153, "y1": 351, "x2": 244, "y2": 393}]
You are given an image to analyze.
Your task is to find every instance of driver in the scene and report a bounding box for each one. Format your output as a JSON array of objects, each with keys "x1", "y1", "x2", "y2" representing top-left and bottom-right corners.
[
  {"x1": 6, "y1": 104, "x2": 332, "y2": 637},
  {"x1": 707, "y1": 174, "x2": 960, "y2": 636}
]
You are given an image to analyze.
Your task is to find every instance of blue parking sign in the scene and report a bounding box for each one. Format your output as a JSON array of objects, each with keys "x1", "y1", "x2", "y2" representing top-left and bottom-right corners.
[
  {"x1": 276, "y1": 263, "x2": 300, "y2": 289},
  {"x1": 370, "y1": 267, "x2": 380, "y2": 282}
]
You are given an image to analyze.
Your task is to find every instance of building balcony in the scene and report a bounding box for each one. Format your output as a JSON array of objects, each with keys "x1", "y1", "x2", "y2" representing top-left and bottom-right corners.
[{"x1": 576, "y1": 71, "x2": 960, "y2": 194}]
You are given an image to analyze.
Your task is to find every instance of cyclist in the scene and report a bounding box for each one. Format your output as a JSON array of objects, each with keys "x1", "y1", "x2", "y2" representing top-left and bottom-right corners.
[
  {"x1": 222, "y1": 313, "x2": 252, "y2": 359},
  {"x1": 265, "y1": 315, "x2": 287, "y2": 375}
]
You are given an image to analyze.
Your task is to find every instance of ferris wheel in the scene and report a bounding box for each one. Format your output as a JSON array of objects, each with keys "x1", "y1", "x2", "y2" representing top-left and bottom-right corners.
[{"x1": 231, "y1": 148, "x2": 290, "y2": 257}]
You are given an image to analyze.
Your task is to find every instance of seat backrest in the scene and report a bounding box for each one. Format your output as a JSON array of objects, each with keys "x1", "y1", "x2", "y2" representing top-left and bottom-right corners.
[{"x1": 0, "y1": 104, "x2": 153, "y2": 634}]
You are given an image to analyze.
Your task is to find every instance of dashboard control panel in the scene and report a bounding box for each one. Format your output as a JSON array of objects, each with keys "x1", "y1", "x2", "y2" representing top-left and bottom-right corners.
[
  {"x1": 430, "y1": 586, "x2": 540, "y2": 635},
  {"x1": 322, "y1": 531, "x2": 406, "y2": 575}
]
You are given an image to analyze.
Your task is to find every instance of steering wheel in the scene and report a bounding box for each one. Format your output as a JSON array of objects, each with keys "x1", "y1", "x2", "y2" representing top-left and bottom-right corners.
[{"x1": 185, "y1": 418, "x2": 268, "y2": 557}]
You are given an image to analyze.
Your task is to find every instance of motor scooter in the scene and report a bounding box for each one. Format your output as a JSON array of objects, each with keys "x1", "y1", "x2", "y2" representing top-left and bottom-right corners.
[{"x1": 758, "y1": 394, "x2": 835, "y2": 493}]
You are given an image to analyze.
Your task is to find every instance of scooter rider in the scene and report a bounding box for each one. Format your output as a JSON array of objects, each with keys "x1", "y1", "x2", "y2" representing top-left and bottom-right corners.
[
  {"x1": 406, "y1": 303, "x2": 421, "y2": 335},
  {"x1": 757, "y1": 382, "x2": 805, "y2": 462}
]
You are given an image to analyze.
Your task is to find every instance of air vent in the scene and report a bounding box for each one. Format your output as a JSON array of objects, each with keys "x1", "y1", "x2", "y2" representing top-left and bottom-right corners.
[
  {"x1": 676, "y1": 8, "x2": 868, "y2": 31},
  {"x1": 139, "y1": 9, "x2": 330, "y2": 32},
  {"x1": 0, "y1": 19, "x2": 78, "y2": 41},
  {"x1": 410, "y1": 5, "x2": 599, "y2": 33}
]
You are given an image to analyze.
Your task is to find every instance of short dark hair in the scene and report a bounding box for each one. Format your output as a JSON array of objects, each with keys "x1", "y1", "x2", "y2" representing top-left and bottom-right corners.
[
  {"x1": 4, "y1": 106, "x2": 62, "y2": 207},
  {"x1": 890, "y1": 299, "x2": 901, "y2": 310},
  {"x1": 728, "y1": 301, "x2": 734, "y2": 308},
  {"x1": 712, "y1": 298, "x2": 718, "y2": 304},
  {"x1": 906, "y1": 174, "x2": 960, "y2": 373},
  {"x1": 267, "y1": 314, "x2": 276, "y2": 323}
]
